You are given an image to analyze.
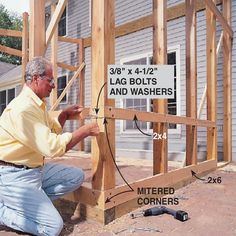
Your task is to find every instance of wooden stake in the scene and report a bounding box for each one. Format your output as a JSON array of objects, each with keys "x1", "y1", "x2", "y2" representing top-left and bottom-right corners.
[{"x1": 152, "y1": 0, "x2": 168, "y2": 174}]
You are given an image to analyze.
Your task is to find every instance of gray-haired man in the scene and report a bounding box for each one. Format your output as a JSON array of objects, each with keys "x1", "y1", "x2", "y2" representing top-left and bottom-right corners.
[{"x1": 0, "y1": 57, "x2": 99, "y2": 235}]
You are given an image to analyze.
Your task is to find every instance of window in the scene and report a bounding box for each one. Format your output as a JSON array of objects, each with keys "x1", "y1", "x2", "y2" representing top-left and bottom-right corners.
[
  {"x1": 58, "y1": 7, "x2": 67, "y2": 36},
  {"x1": 0, "y1": 88, "x2": 15, "y2": 115},
  {"x1": 121, "y1": 47, "x2": 180, "y2": 133},
  {"x1": 57, "y1": 75, "x2": 67, "y2": 103}
]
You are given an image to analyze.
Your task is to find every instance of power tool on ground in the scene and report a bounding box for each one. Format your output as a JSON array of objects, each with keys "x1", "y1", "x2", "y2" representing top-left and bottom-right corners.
[{"x1": 130, "y1": 206, "x2": 188, "y2": 222}]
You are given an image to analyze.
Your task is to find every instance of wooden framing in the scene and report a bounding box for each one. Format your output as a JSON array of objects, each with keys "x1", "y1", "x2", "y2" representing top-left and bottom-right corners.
[
  {"x1": 204, "y1": 0, "x2": 233, "y2": 38},
  {"x1": 0, "y1": 14, "x2": 28, "y2": 85},
  {"x1": 104, "y1": 107, "x2": 216, "y2": 128},
  {"x1": 152, "y1": 0, "x2": 168, "y2": 174},
  {"x1": 64, "y1": 159, "x2": 216, "y2": 223},
  {"x1": 22, "y1": 12, "x2": 29, "y2": 85},
  {"x1": 83, "y1": 0, "x2": 223, "y2": 48},
  {"x1": 0, "y1": 0, "x2": 233, "y2": 225},
  {"x1": 206, "y1": 0, "x2": 217, "y2": 161},
  {"x1": 0, "y1": 29, "x2": 22, "y2": 37},
  {"x1": 78, "y1": 39, "x2": 85, "y2": 151},
  {"x1": 0, "y1": 45, "x2": 22, "y2": 57},
  {"x1": 31, "y1": 0, "x2": 232, "y2": 225},
  {"x1": 91, "y1": 0, "x2": 116, "y2": 190},
  {"x1": 185, "y1": 0, "x2": 197, "y2": 166},
  {"x1": 50, "y1": 3, "x2": 58, "y2": 106},
  {"x1": 223, "y1": 0, "x2": 232, "y2": 162},
  {"x1": 29, "y1": 0, "x2": 45, "y2": 59},
  {"x1": 58, "y1": 36, "x2": 82, "y2": 44}
]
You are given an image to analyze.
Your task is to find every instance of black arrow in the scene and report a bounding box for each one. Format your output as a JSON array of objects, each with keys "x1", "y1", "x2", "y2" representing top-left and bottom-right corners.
[
  {"x1": 105, "y1": 189, "x2": 134, "y2": 203},
  {"x1": 134, "y1": 115, "x2": 152, "y2": 137},
  {"x1": 95, "y1": 82, "x2": 107, "y2": 115},
  {"x1": 191, "y1": 170, "x2": 206, "y2": 181},
  {"x1": 104, "y1": 118, "x2": 134, "y2": 203}
]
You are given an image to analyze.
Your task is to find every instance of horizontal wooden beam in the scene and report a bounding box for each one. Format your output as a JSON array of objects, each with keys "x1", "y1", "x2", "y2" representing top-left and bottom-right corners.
[
  {"x1": 0, "y1": 44, "x2": 22, "y2": 57},
  {"x1": 0, "y1": 28, "x2": 22, "y2": 37},
  {"x1": 57, "y1": 62, "x2": 79, "y2": 71},
  {"x1": 104, "y1": 160, "x2": 216, "y2": 209},
  {"x1": 45, "y1": 0, "x2": 67, "y2": 49},
  {"x1": 204, "y1": 0, "x2": 233, "y2": 38},
  {"x1": 50, "y1": 106, "x2": 216, "y2": 128},
  {"x1": 83, "y1": 0, "x2": 222, "y2": 48},
  {"x1": 104, "y1": 107, "x2": 216, "y2": 127},
  {"x1": 58, "y1": 36, "x2": 82, "y2": 44}
]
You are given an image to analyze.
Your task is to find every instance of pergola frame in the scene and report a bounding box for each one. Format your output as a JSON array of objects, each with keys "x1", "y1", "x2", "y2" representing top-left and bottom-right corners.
[{"x1": 0, "y1": 0, "x2": 233, "y2": 224}]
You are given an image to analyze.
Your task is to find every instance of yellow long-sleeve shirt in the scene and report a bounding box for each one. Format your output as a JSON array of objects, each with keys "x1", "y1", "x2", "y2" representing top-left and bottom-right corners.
[{"x1": 0, "y1": 86, "x2": 72, "y2": 168}]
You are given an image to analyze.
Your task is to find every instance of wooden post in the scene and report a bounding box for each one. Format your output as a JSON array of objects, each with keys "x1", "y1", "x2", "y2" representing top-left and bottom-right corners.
[
  {"x1": 78, "y1": 39, "x2": 85, "y2": 151},
  {"x1": 91, "y1": 0, "x2": 116, "y2": 190},
  {"x1": 185, "y1": 0, "x2": 197, "y2": 165},
  {"x1": 206, "y1": 0, "x2": 217, "y2": 161},
  {"x1": 50, "y1": 4, "x2": 58, "y2": 106},
  {"x1": 223, "y1": 0, "x2": 232, "y2": 162},
  {"x1": 22, "y1": 12, "x2": 29, "y2": 86},
  {"x1": 152, "y1": 0, "x2": 168, "y2": 174},
  {"x1": 29, "y1": 0, "x2": 45, "y2": 59}
]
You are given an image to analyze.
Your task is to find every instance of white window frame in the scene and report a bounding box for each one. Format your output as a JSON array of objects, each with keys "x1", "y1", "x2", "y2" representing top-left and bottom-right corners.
[
  {"x1": 57, "y1": 73, "x2": 68, "y2": 104},
  {"x1": 58, "y1": 3, "x2": 68, "y2": 37},
  {"x1": 119, "y1": 45, "x2": 181, "y2": 135},
  {"x1": 0, "y1": 85, "x2": 16, "y2": 114}
]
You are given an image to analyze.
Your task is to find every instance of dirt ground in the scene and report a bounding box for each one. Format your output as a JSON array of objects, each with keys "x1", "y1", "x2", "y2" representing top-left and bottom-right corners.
[{"x1": 1, "y1": 161, "x2": 236, "y2": 236}]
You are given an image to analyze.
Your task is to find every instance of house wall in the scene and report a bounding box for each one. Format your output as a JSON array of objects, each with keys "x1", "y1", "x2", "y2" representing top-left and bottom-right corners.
[{"x1": 44, "y1": 0, "x2": 231, "y2": 161}]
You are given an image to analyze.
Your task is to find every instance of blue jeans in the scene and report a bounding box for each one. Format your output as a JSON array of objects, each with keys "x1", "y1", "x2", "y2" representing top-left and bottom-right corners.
[{"x1": 0, "y1": 163, "x2": 84, "y2": 236}]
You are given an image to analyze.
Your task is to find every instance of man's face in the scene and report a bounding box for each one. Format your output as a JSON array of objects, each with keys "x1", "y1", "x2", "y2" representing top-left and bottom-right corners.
[{"x1": 37, "y1": 66, "x2": 55, "y2": 98}]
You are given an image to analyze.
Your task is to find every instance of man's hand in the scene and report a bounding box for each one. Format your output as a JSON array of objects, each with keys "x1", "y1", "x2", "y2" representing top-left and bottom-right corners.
[
  {"x1": 66, "y1": 122, "x2": 100, "y2": 151},
  {"x1": 86, "y1": 122, "x2": 100, "y2": 136},
  {"x1": 58, "y1": 105, "x2": 83, "y2": 127},
  {"x1": 63, "y1": 105, "x2": 83, "y2": 119}
]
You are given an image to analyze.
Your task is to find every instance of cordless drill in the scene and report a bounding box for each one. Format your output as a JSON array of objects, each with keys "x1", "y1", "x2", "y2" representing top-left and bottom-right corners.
[{"x1": 131, "y1": 206, "x2": 188, "y2": 222}]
